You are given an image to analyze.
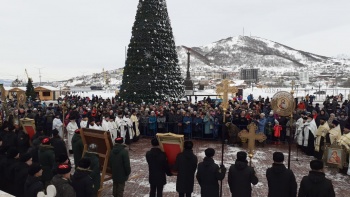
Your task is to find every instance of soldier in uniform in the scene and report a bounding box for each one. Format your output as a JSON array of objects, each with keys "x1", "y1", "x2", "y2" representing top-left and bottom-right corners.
[
  {"x1": 83, "y1": 143, "x2": 101, "y2": 195},
  {"x1": 72, "y1": 158, "x2": 95, "y2": 197},
  {"x1": 14, "y1": 153, "x2": 33, "y2": 197},
  {"x1": 72, "y1": 128, "x2": 83, "y2": 167},
  {"x1": 38, "y1": 137, "x2": 55, "y2": 187},
  {"x1": 110, "y1": 137, "x2": 131, "y2": 197},
  {"x1": 24, "y1": 164, "x2": 44, "y2": 197}
]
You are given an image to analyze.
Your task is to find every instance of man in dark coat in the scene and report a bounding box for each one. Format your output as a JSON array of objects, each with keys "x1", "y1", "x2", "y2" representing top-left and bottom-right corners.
[
  {"x1": 298, "y1": 160, "x2": 335, "y2": 197},
  {"x1": 38, "y1": 137, "x2": 55, "y2": 186},
  {"x1": 52, "y1": 153, "x2": 70, "y2": 176},
  {"x1": 72, "y1": 128, "x2": 84, "y2": 166},
  {"x1": 2, "y1": 124, "x2": 17, "y2": 149},
  {"x1": 14, "y1": 153, "x2": 33, "y2": 197},
  {"x1": 1, "y1": 147, "x2": 20, "y2": 194},
  {"x1": 196, "y1": 148, "x2": 226, "y2": 197},
  {"x1": 72, "y1": 158, "x2": 95, "y2": 197},
  {"x1": 51, "y1": 129, "x2": 68, "y2": 158},
  {"x1": 84, "y1": 143, "x2": 101, "y2": 195},
  {"x1": 266, "y1": 152, "x2": 297, "y2": 197},
  {"x1": 174, "y1": 141, "x2": 198, "y2": 197},
  {"x1": 146, "y1": 138, "x2": 172, "y2": 197},
  {"x1": 51, "y1": 164, "x2": 76, "y2": 197},
  {"x1": 0, "y1": 136, "x2": 6, "y2": 191},
  {"x1": 31, "y1": 126, "x2": 45, "y2": 143},
  {"x1": 44, "y1": 111, "x2": 54, "y2": 136},
  {"x1": 16, "y1": 128, "x2": 30, "y2": 154},
  {"x1": 24, "y1": 163, "x2": 44, "y2": 197},
  {"x1": 110, "y1": 137, "x2": 131, "y2": 197},
  {"x1": 228, "y1": 151, "x2": 258, "y2": 197}
]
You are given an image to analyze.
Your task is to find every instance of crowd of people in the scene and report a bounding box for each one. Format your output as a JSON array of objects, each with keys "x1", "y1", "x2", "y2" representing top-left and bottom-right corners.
[
  {"x1": 0, "y1": 92, "x2": 349, "y2": 196},
  {"x1": 144, "y1": 138, "x2": 335, "y2": 197}
]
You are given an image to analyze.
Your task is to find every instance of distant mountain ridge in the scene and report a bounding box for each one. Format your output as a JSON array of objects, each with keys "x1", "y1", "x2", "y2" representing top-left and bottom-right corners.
[
  {"x1": 16, "y1": 35, "x2": 348, "y2": 88},
  {"x1": 0, "y1": 79, "x2": 13, "y2": 86},
  {"x1": 177, "y1": 36, "x2": 331, "y2": 71}
]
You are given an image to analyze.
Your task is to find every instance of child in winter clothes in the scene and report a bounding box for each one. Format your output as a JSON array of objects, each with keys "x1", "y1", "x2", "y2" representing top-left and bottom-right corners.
[{"x1": 273, "y1": 120, "x2": 282, "y2": 145}]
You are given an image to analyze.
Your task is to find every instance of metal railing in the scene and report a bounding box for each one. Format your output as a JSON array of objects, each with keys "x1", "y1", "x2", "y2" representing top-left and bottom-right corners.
[{"x1": 139, "y1": 122, "x2": 220, "y2": 139}]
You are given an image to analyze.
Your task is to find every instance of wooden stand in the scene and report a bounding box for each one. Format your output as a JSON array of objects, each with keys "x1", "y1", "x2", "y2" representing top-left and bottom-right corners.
[{"x1": 81, "y1": 128, "x2": 113, "y2": 197}]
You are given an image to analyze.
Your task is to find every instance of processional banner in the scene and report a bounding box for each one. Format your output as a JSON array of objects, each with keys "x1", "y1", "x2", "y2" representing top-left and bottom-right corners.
[
  {"x1": 156, "y1": 133, "x2": 184, "y2": 168},
  {"x1": 20, "y1": 118, "x2": 36, "y2": 140}
]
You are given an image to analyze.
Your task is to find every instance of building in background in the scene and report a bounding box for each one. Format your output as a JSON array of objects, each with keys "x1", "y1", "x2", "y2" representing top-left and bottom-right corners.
[
  {"x1": 299, "y1": 72, "x2": 309, "y2": 83},
  {"x1": 240, "y1": 68, "x2": 259, "y2": 84},
  {"x1": 35, "y1": 86, "x2": 60, "y2": 101}
]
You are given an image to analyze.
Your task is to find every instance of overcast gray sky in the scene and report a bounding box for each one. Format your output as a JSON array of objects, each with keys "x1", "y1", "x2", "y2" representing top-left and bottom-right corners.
[{"x1": 1, "y1": 0, "x2": 349, "y2": 82}]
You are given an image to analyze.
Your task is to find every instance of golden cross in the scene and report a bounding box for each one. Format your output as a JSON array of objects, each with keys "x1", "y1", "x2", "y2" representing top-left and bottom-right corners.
[
  {"x1": 290, "y1": 80, "x2": 295, "y2": 107},
  {"x1": 238, "y1": 122, "x2": 267, "y2": 165},
  {"x1": 291, "y1": 80, "x2": 295, "y2": 91},
  {"x1": 216, "y1": 79, "x2": 238, "y2": 110}
]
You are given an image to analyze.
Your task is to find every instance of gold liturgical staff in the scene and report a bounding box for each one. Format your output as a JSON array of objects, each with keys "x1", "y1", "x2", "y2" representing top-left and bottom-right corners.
[
  {"x1": 216, "y1": 79, "x2": 238, "y2": 197},
  {"x1": 238, "y1": 123, "x2": 267, "y2": 166},
  {"x1": 216, "y1": 79, "x2": 238, "y2": 119}
]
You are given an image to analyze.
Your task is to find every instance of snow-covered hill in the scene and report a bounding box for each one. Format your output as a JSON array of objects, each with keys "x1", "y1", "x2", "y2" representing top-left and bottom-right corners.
[
  {"x1": 37, "y1": 35, "x2": 350, "y2": 89},
  {"x1": 177, "y1": 35, "x2": 338, "y2": 72}
]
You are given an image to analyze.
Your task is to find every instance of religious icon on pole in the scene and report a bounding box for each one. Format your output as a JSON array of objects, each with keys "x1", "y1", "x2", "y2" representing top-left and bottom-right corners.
[
  {"x1": 238, "y1": 123, "x2": 267, "y2": 166},
  {"x1": 271, "y1": 91, "x2": 295, "y2": 117},
  {"x1": 271, "y1": 81, "x2": 296, "y2": 169}
]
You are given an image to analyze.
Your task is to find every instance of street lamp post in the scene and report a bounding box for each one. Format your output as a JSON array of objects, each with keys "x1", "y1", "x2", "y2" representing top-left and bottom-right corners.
[{"x1": 318, "y1": 83, "x2": 321, "y2": 101}]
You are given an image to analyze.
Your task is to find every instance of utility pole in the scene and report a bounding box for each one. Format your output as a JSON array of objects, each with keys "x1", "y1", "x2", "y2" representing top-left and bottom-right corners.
[{"x1": 35, "y1": 67, "x2": 45, "y2": 86}]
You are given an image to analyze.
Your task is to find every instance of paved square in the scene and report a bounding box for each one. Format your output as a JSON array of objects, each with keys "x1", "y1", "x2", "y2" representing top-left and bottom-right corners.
[{"x1": 99, "y1": 138, "x2": 350, "y2": 197}]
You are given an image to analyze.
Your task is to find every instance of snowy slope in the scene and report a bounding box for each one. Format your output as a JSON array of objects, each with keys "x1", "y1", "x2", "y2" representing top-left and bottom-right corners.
[
  {"x1": 177, "y1": 36, "x2": 331, "y2": 70},
  {"x1": 36, "y1": 36, "x2": 350, "y2": 89}
]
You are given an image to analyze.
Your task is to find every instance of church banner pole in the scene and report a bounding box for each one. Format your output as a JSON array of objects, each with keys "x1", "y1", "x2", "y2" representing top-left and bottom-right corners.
[
  {"x1": 216, "y1": 79, "x2": 238, "y2": 197},
  {"x1": 288, "y1": 81, "x2": 295, "y2": 169},
  {"x1": 288, "y1": 116, "x2": 292, "y2": 169},
  {"x1": 221, "y1": 107, "x2": 226, "y2": 165},
  {"x1": 220, "y1": 107, "x2": 225, "y2": 197}
]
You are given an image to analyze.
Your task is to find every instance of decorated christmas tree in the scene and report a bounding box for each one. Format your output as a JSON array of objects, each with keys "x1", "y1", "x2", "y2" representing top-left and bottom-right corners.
[
  {"x1": 119, "y1": 0, "x2": 184, "y2": 103},
  {"x1": 25, "y1": 78, "x2": 36, "y2": 99}
]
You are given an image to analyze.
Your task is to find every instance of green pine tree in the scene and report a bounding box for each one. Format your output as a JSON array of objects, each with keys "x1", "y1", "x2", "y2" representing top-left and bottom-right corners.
[
  {"x1": 119, "y1": 0, "x2": 184, "y2": 103},
  {"x1": 25, "y1": 78, "x2": 36, "y2": 99}
]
